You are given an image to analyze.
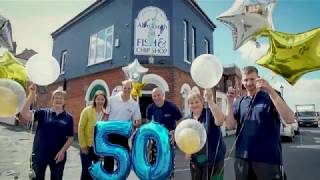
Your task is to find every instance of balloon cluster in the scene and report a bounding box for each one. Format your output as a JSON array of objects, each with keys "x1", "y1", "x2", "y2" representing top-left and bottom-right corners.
[
  {"x1": 217, "y1": 0, "x2": 320, "y2": 85},
  {"x1": 122, "y1": 59, "x2": 148, "y2": 97}
]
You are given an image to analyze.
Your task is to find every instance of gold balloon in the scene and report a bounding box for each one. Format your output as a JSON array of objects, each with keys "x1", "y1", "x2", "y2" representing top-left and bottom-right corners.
[
  {"x1": 0, "y1": 86, "x2": 18, "y2": 117},
  {"x1": 175, "y1": 128, "x2": 201, "y2": 154},
  {"x1": 131, "y1": 81, "x2": 145, "y2": 98},
  {"x1": 256, "y1": 28, "x2": 320, "y2": 85},
  {"x1": 0, "y1": 52, "x2": 28, "y2": 89}
]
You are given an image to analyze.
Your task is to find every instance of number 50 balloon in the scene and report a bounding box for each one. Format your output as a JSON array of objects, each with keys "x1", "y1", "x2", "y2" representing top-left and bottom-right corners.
[{"x1": 191, "y1": 54, "x2": 223, "y2": 89}]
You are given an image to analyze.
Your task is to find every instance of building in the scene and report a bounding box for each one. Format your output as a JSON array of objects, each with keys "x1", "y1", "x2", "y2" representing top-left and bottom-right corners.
[{"x1": 40, "y1": 0, "x2": 242, "y2": 133}]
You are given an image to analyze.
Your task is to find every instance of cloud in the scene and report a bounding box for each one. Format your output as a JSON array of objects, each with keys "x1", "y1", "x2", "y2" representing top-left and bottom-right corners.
[
  {"x1": 272, "y1": 79, "x2": 320, "y2": 111},
  {"x1": 237, "y1": 40, "x2": 269, "y2": 64}
]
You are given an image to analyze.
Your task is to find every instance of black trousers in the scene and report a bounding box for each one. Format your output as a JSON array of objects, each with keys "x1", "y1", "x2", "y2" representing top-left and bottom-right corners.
[
  {"x1": 103, "y1": 134, "x2": 130, "y2": 172},
  {"x1": 234, "y1": 158, "x2": 286, "y2": 180},
  {"x1": 80, "y1": 146, "x2": 100, "y2": 180},
  {"x1": 32, "y1": 159, "x2": 66, "y2": 180},
  {"x1": 190, "y1": 161, "x2": 224, "y2": 180}
]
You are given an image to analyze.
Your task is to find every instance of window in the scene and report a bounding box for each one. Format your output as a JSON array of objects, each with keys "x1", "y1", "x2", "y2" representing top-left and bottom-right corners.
[
  {"x1": 204, "y1": 38, "x2": 210, "y2": 54},
  {"x1": 192, "y1": 27, "x2": 196, "y2": 60},
  {"x1": 60, "y1": 50, "x2": 67, "y2": 74},
  {"x1": 88, "y1": 25, "x2": 114, "y2": 65},
  {"x1": 183, "y1": 20, "x2": 190, "y2": 63}
]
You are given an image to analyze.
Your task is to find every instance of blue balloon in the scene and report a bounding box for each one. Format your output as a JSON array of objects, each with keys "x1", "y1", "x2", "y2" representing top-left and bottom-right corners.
[
  {"x1": 89, "y1": 121, "x2": 132, "y2": 180},
  {"x1": 131, "y1": 121, "x2": 173, "y2": 180}
]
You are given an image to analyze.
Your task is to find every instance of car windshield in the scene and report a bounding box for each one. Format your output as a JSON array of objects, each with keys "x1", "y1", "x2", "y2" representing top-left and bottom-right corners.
[{"x1": 296, "y1": 112, "x2": 316, "y2": 117}]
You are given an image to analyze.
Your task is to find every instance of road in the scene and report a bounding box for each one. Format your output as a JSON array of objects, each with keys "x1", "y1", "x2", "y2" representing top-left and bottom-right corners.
[{"x1": 1, "y1": 122, "x2": 319, "y2": 180}]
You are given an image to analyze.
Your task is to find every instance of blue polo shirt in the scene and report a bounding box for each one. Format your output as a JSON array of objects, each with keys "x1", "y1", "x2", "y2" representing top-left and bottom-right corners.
[
  {"x1": 32, "y1": 108, "x2": 74, "y2": 163},
  {"x1": 233, "y1": 91, "x2": 282, "y2": 164},
  {"x1": 186, "y1": 108, "x2": 226, "y2": 165},
  {"x1": 146, "y1": 101, "x2": 182, "y2": 131}
]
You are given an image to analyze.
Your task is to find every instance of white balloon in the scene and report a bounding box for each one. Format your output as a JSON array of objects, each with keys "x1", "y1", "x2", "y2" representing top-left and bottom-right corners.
[
  {"x1": 26, "y1": 54, "x2": 60, "y2": 86},
  {"x1": 0, "y1": 79, "x2": 26, "y2": 117},
  {"x1": 191, "y1": 54, "x2": 223, "y2": 88},
  {"x1": 174, "y1": 119, "x2": 207, "y2": 154}
]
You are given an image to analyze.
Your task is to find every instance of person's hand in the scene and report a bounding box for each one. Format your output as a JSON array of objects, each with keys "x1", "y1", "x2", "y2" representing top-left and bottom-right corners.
[
  {"x1": 169, "y1": 130, "x2": 175, "y2": 145},
  {"x1": 226, "y1": 87, "x2": 236, "y2": 104},
  {"x1": 80, "y1": 147, "x2": 89, "y2": 155},
  {"x1": 54, "y1": 150, "x2": 65, "y2": 163},
  {"x1": 28, "y1": 84, "x2": 37, "y2": 98},
  {"x1": 185, "y1": 154, "x2": 191, "y2": 160},
  {"x1": 256, "y1": 78, "x2": 273, "y2": 93},
  {"x1": 203, "y1": 89, "x2": 213, "y2": 102}
]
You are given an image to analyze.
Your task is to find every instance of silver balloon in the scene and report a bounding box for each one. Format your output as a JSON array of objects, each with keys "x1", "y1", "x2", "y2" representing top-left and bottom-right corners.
[
  {"x1": 217, "y1": 0, "x2": 276, "y2": 50},
  {"x1": 122, "y1": 59, "x2": 149, "y2": 82},
  {"x1": 0, "y1": 14, "x2": 13, "y2": 51}
]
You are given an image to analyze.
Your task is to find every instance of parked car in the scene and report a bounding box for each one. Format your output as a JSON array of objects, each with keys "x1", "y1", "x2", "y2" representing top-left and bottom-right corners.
[
  {"x1": 280, "y1": 120, "x2": 295, "y2": 142},
  {"x1": 291, "y1": 119, "x2": 300, "y2": 135}
]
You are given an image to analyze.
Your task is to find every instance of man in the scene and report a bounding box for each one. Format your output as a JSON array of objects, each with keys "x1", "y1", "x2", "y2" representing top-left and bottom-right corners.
[
  {"x1": 146, "y1": 87, "x2": 182, "y2": 178},
  {"x1": 20, "y1": 84, "x2": 74, "y2": 180},
  {"x1": 225, "y1": 66, "x2": 295, "y2": 180},
  {"x1": 105, "y1": 80, "x2": 141, "y2": 171}
]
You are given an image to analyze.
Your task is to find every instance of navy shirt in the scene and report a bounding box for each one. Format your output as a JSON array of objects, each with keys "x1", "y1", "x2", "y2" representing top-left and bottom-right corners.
[
  {"x1": 146, "y1": 101, "x2": 182, "y2": 131},
  {"x1": 187, "y1": 108, "x2": 226, "y2": 165},
  {"x1": 33, "y1": 108, "x2": 74, "y2": 163},
  {"x1": 233, "y1": 91, "x2": 282, "y2": 164}
]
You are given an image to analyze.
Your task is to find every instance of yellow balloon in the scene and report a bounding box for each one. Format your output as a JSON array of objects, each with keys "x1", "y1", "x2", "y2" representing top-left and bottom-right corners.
[
  {"x1": 176, "y1": 128, "x2": 201, "y2": 154},
  {"x1": 256, "y1": 28, "x2": 320, "y2": 85},
  {"x1": 131, "y1": 82, "x2": 145, "y2": 98},
  {"x1": 0, "y1": 52, "x2": 28, "y2": 89},
  {"x1": 0, "y1": 86, "x2": 18, "y2": 117}
]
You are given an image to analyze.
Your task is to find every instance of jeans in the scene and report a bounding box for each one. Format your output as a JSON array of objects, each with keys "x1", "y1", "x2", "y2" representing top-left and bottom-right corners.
[{"x1": 80, "y1": 146, "x2": 100, "y2": 180}]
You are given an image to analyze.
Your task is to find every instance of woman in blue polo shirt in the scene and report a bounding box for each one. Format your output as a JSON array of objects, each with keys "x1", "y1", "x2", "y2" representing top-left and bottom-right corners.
[
  {"x1": 21, "y1": 84, "x2": 74, "y2": 180},
  {"x1": 185, "y1": 89, "x2": 226, "y2": 180}
]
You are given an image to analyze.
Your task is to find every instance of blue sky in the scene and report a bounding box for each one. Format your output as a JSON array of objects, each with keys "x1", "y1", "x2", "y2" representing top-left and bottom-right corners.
[{"x1": 0, "y1": 0, "x2": 319, "y2": 110}]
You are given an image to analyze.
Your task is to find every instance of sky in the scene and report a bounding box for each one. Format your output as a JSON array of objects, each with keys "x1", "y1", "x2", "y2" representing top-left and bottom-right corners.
[{"x1": 0, "y1": 0, "x2": 319, "y2": 111}]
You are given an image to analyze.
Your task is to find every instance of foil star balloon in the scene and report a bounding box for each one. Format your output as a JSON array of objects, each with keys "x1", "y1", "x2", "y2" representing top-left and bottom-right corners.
[
  {"x1": 0, "y1": 52, "x2": 28, "y2": 89},
  {"x1": 217, "y1": 0, "x2": 276, "y2": 50},
  {"x1": 256, "y1": 28, "x2": 320, "y2": 85},
  {"x1": 122, "y1": 59, "x2": 149, "y2": 83},
  {"x1": 0, "y1": 14, "x2": 13, "y2": 51}
]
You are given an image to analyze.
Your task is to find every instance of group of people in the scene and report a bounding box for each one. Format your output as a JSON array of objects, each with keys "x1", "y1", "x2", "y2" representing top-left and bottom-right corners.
[{"x1": 20, "y1": 65, "x2": 295, "y2": 180}]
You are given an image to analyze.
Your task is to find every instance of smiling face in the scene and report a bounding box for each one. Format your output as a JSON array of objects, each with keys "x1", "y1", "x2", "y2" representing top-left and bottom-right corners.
[
  {"x1": 122, "y1": 80, "x2": 132, "y2": 98},
  {"x1": 152, "y1": 88, "x2": 165, "y2": 107},
  {"x1": 188, "y1": 94, "x2": 204, "y2": 115},
  {"x1": 242, "y1": 71, "x2": 258, "y2": 92},
  {"x1": 94, "y1": 93, "x2": 107, "y2": 109},
  {"x1": 52, "y1": 92, "x2": 65, "y2": 109}
]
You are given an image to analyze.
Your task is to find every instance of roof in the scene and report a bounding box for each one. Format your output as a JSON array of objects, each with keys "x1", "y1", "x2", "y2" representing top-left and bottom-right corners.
[{"x1": 52, "y1": 0, "x2": 215, "y2": 37}]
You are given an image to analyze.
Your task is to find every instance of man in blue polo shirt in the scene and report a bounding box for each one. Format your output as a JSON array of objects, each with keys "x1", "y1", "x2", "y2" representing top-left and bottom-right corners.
[
  {"x1": 21, "y1": 85, "x2": 74, "y2": 180},
  {"x1": 225, "y1": 66, "x2": 295, "y2": 180},
  {"x1": 146, "y1": 87, "x2": 182, "y2": 178}
]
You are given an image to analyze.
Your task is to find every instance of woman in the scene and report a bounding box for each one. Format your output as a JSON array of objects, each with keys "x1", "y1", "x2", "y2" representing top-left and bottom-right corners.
[
  {"x1": 186, "y1": 89, "x2": 226, "y2": 180},
  {"x1": 20, "y1": 84, "x2": 74, "y2": 180},
  {"x1": 78, "y1": 90, "x2": 108, "y2": 180}
]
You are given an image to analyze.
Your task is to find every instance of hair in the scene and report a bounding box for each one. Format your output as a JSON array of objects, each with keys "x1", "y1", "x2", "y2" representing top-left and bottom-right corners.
[
  {"x1": 93, "y1": 90, "x2": 108, "y2": 108},
  {"x1": 242, "y1": 66, "x2": 259, "y2": 75},
  {"x1": 122, "y1": 79, "x2": 132, "y2": 87},
  {"x1": 152, "y1": 87, "x2": 165, "y2": 96},
  {"x1": 52, "y1": 86, "x2": 66, "y2": 97},
  {"x1": 187, "y1": 92, "x2": 204, "y2": 105}
]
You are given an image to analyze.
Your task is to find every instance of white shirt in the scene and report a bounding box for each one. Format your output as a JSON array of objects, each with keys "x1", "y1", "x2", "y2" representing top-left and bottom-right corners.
[{"x1": 106, "y1": 93, "x2": 141, "y2": 121}]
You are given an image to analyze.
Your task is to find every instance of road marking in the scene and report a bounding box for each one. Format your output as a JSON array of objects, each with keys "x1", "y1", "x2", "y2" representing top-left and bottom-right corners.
[
  {"x1": 300, "y1": 129, "x2": 320, "y2": 133},
  {"x1": 175, "y1": 168, "x2": 190, "y2": 172},
  {"x1": 290, "y1": 145, "x2": 320, "y2": 150}
]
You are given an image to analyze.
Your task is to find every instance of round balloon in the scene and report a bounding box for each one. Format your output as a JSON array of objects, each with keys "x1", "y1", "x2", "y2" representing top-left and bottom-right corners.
[
  {"x1": 191, "y1": 54, "x2": 223, "y2": 88},
  {"x1": 0, "y1": 79, "x2": 26, "y2": 117},
  {"x1": 174, "y1": 119, "x2": 207, "y2": 154},
  {"x1": 26, "y1": 54, "x2": 60, "y2": 86}
]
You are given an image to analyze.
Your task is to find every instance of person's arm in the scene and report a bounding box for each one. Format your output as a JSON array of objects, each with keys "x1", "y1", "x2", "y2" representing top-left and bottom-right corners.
[
  {"x1": 133, "y1": 102, "x2": 142, "y2": 128},
  {"x1": 78, "y1": 108, "x2": 88, "y2": 154},
  {"x1": 225, "y1": 87, "x2": 237, "y2": 130},
  {"x1": 55, "y1": 116, "x2": 74, "y2": 163},
  {"x1": 55, "y1": 136, "x2": 73, "y2": 163},
  {"x1": 204, "y1": 89, "x2": 225, "y2": 126},
  {"x1": 20, "y1": 84, "x2": 36, "y2": 123},
  {"x1": 256, "y1": 78, "x2": 295, "y2": 124}
]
